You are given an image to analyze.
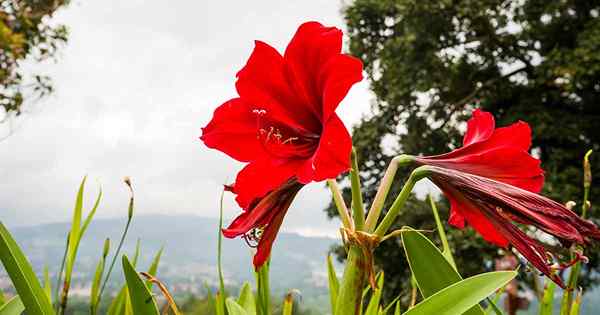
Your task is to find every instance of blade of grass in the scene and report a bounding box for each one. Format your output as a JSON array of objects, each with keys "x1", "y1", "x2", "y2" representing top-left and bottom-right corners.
[
  {"x1": 216, "y1": 190, "x2": 227, "y2": 315},
  {"x1": 0, "y1": 222, "x2": 54, "y2": 315},
  {"x1": 0, "y1": 296, "x2": 25, "y2": 315}
]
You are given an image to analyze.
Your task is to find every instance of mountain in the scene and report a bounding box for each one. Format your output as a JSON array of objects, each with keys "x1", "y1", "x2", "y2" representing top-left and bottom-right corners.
[{"x1": 0, "y1": 215, "x2": 340, "y2": 298}]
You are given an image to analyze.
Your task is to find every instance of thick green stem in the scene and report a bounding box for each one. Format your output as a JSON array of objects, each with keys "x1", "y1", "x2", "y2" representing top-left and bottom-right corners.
[
  {"x1": 334, "y1": 246, "x2": 366, "y2": 315},
  {"x1": 374, "y1": 166, "x2": 431, "y2": 238},
  {"x1": 350, "y1": 148, "x2": 366, "y2": 231},
  {"x1": 364, "y1": 154, "x2": 415, "y2": 232},
  {"x1": 327, "y1": 179, "x2": 353, "y2": 230}
]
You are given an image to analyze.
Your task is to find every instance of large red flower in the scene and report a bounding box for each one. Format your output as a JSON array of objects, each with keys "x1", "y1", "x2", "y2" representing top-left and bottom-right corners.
[
  {"x1": 201, "y1": 22, "x2": 363, "y2": 267},
  {"x1": 415, "y1": 109, "x2": 544, "y2": 231},
  {"x1": 426, "y1": 166, "x2": 600, "y2": 287}
]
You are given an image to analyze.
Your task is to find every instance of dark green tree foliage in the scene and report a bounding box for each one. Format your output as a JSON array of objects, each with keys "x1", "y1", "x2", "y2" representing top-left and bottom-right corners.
[
  {"x1": 0, "y1": 0, "x2": 69, "y2": 117},
  {"x1": 328, "y1": 0, "x2": 600, "y2": 303}
]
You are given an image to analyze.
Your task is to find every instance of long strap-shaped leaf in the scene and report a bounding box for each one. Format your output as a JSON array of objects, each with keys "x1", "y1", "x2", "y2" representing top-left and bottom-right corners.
[
  {"x1": 122, "y1": 255, "x2": 159, "y2": 315},
  {"x1": 0, "y1": 223, "x2": 54, "y2": 315},
  {"x1": 0, "y1": 296, "x2": 25, "y2": 315},
  {"x1": 403, "y1": 271, "x2": 516, "y2": 315},
  {"x1": 402, "y1": 228, "x2": 485, "y2": 315}
]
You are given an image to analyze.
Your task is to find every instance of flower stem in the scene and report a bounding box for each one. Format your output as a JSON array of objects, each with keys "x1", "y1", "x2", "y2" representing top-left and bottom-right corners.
[
  {"x1": 374, "y1": 166, "x2": 431, "y2": 238},
  {"x1": 334, "y1": 245, "x2": 366, "y2": 315},
  {"x1": 327, "y1": 179, "x2": 353, "y2": 230},
  {"x1": 364, "y1": 154, "x2": 415, "y2": 232},
  {"x1": 560, "y1": 150, "x2": 593, "y2": 314},
  {"x1": 350, "y1": 148, "x2": 366, "y2": 231}
]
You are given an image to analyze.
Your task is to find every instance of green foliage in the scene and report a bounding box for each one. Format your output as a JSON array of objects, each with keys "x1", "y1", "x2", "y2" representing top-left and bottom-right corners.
[
  {"x1": 401, "y1": 228, "x2": 485, "y2": 315},
  {"x1": 0, "y1": 0, "x2": 69, "y2": 117},
  {"x1": 326, "y1": 255, "x2": 340, "y2": 314},
  {"x1": 403, "y1": 271, "x2": 517, "y2": 315},
  {"x1": 121, "y1": 255, "x2": 160, "y2": 315},
  {"x1": 335, "y1": 0, "x2": 600, "y2": 302},
  {"x1": 0, "y1": 222, "x2": 54, "y2": 315},
  {"x1": 0, "y1": 296, "x2": 24, "y2": 315}
]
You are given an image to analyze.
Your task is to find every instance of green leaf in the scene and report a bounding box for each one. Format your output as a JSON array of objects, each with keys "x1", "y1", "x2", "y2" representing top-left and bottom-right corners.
[
  {"x1": 326, "y1": 255, "x2": 339, "y2": 315},
  {"x1": 0, "y1": 296, "x2": 25, "y2": 315},
  {"x1": 106, "y1": 286, "x2": 127, "y2": 315},
  {"x1": 539, "y1": 281, "x2": 556, "y2": 315},
  {"x1": 428, "y1": 195, "x2": 456, "y2": 269},
  {"x1": 65, "y1": 177, "x2": 87, "y2": 281},
  {"x1": 42, "y1": 266, "x2": 51, "y2": 304},
  {"x1": 121, "y1": 255, "x2": 159, "y2": 315},
  {"x1": 237, "y1": 282, "x2": 256, "y2": 315},
  {"x1": 394, "y1": 301, "x2": 401, "y2": 315},
  {"x1": 226, "y1": 297, "x2": 249, "y2": 315},
  {"x1": 403, "y1": 271, "x2": 516, "y2": 315},
  {"x1": 0, "y1": 290, "x2": 5, "y2": 306},
  {"x1": 364, "y1": 272, "x2": 384, "y2": 315},
  {"x1": 0, "y1": 222, "x2": 54, "y2": 315},
  {"x1": 145, "y1": 247, "x2": 163, "y2": 290},
  {"x1": 402, "y1": 228, "x2": 485, "y2": 315},
  {"x1": 90, "y1": 256, "x2": 105, "y2": 313},
  {"x1": 569, "y1": 289, "x2": 582, "y2": 315}
]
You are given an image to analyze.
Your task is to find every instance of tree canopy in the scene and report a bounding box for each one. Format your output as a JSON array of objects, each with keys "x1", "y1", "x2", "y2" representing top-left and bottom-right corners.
[
  {"x1": 329, "y1": 0, "x2": 600, "y2": 304},
  {"x1": 0, "y1": 0, "x2": 69, "y2": 120}
]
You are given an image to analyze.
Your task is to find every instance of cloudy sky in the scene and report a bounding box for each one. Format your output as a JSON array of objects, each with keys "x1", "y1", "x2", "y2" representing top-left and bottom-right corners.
[{"x1": 0, "y1": 0, "x2": 376, "y2": 236}]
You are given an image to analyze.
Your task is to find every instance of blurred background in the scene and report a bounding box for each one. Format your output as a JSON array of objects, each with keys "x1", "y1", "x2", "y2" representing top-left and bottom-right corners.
[{"x1": 1, "y1": 0, "x2": 599, "y2": 314}]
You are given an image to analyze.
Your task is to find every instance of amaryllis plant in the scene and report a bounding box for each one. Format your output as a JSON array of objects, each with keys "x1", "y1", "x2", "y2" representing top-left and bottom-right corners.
[{"x1": 202, "y1": 21, "x2": 600, "y2": 315}]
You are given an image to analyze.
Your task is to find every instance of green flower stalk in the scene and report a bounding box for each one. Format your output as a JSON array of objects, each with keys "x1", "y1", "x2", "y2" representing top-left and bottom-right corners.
[{"x1": 97, "y1": 177, "x2": 134, "y2": 308}]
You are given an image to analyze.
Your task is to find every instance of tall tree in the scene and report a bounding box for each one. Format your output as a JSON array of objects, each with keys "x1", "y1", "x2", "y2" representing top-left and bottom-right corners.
[
  {"x1": 0, "y1": 0, "x2": 69, "y2": 121},
  {"x1": 328, "y1": 0, "x2": 600, "y2": 304}
]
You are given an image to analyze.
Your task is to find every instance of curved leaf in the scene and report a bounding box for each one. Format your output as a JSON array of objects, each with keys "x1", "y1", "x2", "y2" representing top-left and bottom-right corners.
[
  {"x1": 403, "y1": 271, "x2": 517, "y2": 315},
  {"x1": 0, "y1": 296, "x2": 25, "y2": 315},
  {"x1": 402, "y1": 228, "x2": 485, "y2": 315},
  {"x1": 0, "y1": 223, "x2": 54, "y2": 315},
  {"x1": 226, "y1": 298, "x2": 249, "y2": 315},
  {"x1": 122, "y1": 255, "x2": 159, "y2": 315}
]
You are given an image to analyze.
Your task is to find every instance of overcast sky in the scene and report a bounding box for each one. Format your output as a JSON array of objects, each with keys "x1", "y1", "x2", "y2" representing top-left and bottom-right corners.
[{"x1": 0, "y1": 0, "x2": 376, "y2": 236}]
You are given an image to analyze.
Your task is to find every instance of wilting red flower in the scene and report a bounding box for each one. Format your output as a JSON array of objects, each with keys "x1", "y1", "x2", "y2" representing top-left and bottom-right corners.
[
  {"x1": 416, "y1": 109, "x2": 544, "y2": 194},
  {"x1": 415, "y1": 109, "x2": 545, "y2": 232},
  {"x1": 200, "y1": 21, "x2": 363, "y2": 267},
  {"x1": 427, "y1": 166, "x2": 600, "y2": 287}
]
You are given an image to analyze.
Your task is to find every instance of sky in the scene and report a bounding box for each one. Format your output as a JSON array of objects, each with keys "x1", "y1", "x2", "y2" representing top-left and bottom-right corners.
[{"x1": 0, "y1": 0, "x2": 376, "y2": 237}]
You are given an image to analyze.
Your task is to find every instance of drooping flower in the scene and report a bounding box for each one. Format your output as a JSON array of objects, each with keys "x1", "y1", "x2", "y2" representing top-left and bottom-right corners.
[
  {"x1": 200, "y1": 21, "x2": 363, "y2": 267},
  {"x1": 416, "y1": 109, "x2": 544, "y2": 194},
  {"x1": 415, "y1": 109, "x2": 545, "y2": 230},
  {"x1": 426, "y1": 166, "x2": 600, "y2": 287}
]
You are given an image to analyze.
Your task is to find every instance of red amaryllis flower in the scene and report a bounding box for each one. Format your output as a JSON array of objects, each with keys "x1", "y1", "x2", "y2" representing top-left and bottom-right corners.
[
  {"x1": 415, "y1": 109, "x2": 544, "y2": 229},
  {"x1": 426, "y1": 166, "x2": 600, "y2": 287},
  {"x1": 200, "y1": 21, "x2": 363, "y2": 267}
]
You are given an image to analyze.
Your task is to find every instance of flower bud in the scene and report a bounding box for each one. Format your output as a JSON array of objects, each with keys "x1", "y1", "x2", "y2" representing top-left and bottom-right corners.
[
  {"x1": 103, "y1": 238, "x2": 110, "y2": 258},
  {"x1": 584, "y1": 150, "x2": 592, "y2": 189}
]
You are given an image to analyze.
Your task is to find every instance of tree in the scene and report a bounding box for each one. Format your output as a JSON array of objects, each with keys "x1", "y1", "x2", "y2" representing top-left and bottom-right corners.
[
  {"x1": 0, "y1": 0, "x2": 69, "y2": 122},
  {"x1": 328, "y1": 0, "x2": 600, "y2": 304}
]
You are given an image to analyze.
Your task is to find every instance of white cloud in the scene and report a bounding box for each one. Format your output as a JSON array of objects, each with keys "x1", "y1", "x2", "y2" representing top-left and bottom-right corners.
[{"x1": 0, "y1": 0, "x2": 373, "y2": 236}]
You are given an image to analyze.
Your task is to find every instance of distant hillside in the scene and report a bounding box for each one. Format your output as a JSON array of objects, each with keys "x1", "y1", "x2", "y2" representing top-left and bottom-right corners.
[{"x1": 0, "y1": 215, "x2": 339, "y2": 297}]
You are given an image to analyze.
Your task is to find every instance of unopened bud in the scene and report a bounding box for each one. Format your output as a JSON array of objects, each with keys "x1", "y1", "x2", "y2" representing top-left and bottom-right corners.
[
  {"x1": 124, "y1": 177, "x2": 134, "y2": 220},
  {"x1": 584, "y1": 150, "x2": 592, "y2": 189},
  {"x1": 565, "y1": 201, "x2": 577, "y2": 210},
  {"x1": 103, "y1": 238, "x2": 110, "y2": 258}
]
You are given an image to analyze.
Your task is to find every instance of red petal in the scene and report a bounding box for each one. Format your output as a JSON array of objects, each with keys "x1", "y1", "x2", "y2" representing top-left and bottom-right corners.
[
  {"x1": 319, "y1": 54, "x2": 363, "y2": 121},
  {"x1": 435, "y1": 147, "x2": 544, "y2": 193},
  {"x1": 201, "y1": 98, "x2": 266, "y2": 162},
  {"x1": 236, "y1": 40, "x2": 321, "y2": 134},
  {"x1": 232, "y1": 159, "x2": 302, "y2": 210},
  {"x1": 284, "y1": 21, "x2": 343, "y2": 120},
  {"x1": 462, "y1": 109, "x2": 495, "y2": 146},
  {"x1": 441, "y1": 184, "x2": 509, "y2": 247},
  {"x1": 253, "y1": 201, "x2": 291, "y2": 267},
  {"x1": 296, "y1": 114, "x2": 352, "y2": 183}
]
